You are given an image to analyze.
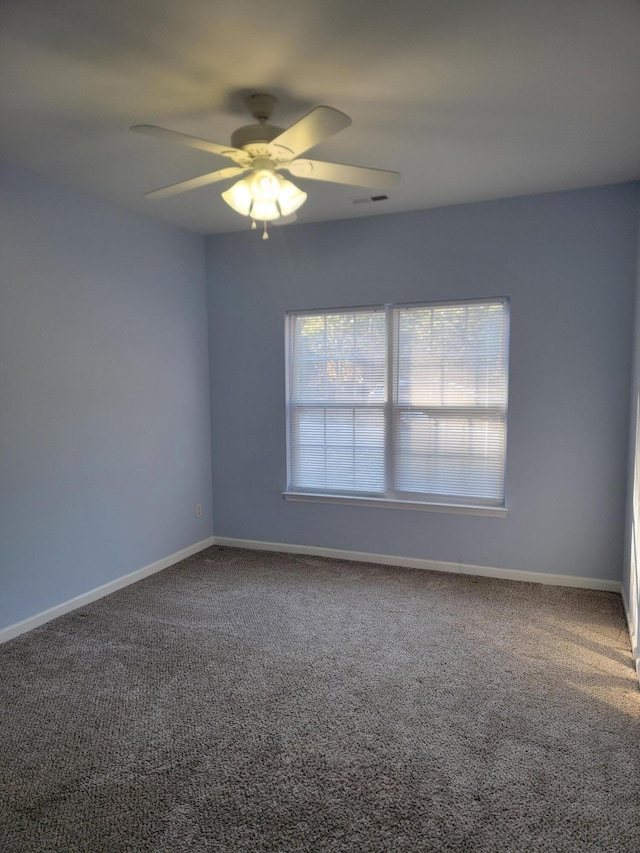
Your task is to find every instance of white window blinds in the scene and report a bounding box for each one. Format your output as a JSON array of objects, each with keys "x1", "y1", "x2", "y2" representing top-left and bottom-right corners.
[
  {"x1": 287, "y1": 299, "x2": 509, "y2": 507},
  {"x1": 393, "y1": 301, "x2": 508, "y2": 504},
  {"x1": 288, "y1": 309, "x2": 387, "y2": 493}
]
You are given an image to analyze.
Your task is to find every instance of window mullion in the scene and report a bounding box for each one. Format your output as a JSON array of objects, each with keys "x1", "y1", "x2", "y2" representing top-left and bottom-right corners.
[{"x1": 384, "y1": 304, "x2": 395, "y2": 498}]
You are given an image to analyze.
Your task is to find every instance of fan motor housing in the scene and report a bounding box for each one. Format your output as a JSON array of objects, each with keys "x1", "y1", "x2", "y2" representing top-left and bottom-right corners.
[{"x1": 231, "y1": 123, "x2": 284, "y2": 150}]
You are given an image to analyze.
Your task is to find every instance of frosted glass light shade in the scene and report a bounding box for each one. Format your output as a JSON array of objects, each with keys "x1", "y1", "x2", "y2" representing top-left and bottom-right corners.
[
  {"x1": 221, "y1": 180, "x2": 252, "y2": 216},
  {"x1": 250, "y1": 200, "x2": 281, "y2": 221},
  {"x1": 277, "y1": 180, "x2": 307, "y2": 216}
]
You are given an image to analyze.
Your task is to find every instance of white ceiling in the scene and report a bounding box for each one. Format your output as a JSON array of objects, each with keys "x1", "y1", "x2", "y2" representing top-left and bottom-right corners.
[{"x1": 2, "y1": 0, "x2": 639, "y2": 235}]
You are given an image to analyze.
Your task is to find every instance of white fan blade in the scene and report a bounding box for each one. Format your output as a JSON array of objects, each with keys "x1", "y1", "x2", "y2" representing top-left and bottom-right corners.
[
  {"x1": 131, "y1": 125, "x2": 249, "y2": 166},
  {"x1": 268, "y1": 107, "x2": 351, "y2": 158},
  {"x1": 143, "y1": 167, "x2": 248, "y2": 200},
  {"x1": 288, "y1": 159, "x2": 400, "y2": 189}
]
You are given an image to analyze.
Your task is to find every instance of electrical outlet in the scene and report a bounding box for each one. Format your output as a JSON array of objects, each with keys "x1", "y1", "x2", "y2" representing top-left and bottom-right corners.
[{"x1": 195, "y1": 504, "x2": 202, "y2": 518}]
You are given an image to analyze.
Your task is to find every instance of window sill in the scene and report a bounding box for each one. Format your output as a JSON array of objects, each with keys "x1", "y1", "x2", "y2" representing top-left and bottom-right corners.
[{"x1": 282, "y1": 491, "x2": 507, "y2": 517}]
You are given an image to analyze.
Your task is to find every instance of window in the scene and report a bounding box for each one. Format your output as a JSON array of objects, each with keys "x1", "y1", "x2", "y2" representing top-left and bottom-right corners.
[{"x1": 285, "y1": 299, "x2": 509, "y2": 514}]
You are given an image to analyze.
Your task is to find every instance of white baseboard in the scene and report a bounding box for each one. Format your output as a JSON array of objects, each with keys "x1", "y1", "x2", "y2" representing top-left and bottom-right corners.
[
  {"x1": 621, "y1": 587, "x2": 640, "y2": 689},
  {"x1": 0, "y1": 537, "x2": 214, "y2": 644},
  {"x1": 212, "y1": 536, "x2": 623, "y2": 593}
]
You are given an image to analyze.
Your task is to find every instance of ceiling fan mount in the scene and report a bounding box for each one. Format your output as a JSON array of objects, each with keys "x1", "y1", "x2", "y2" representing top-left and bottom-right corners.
[
  {"x1": 131, "y1": 92, "x2": 400, "y2": 234},
  {"x1": 244, "y1": 92, "x2": 279, "y2": 123},
  {"x1": 230, "y1": 93, "x2": 285, "y2": 150}
]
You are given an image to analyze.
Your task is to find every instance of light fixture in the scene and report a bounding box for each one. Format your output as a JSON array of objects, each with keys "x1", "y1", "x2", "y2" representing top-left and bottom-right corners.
[
  {"x1": 221, "y1": 159, "x2": 307, "y2": 238},
  {"x1": 134, "y1": 94, "x2": 401, "y2": 242}
]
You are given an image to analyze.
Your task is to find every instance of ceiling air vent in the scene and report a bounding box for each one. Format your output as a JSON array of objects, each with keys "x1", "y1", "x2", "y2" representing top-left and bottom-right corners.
[{"x1": 353, "y1": 194, "x2": 389, "y2": 205}]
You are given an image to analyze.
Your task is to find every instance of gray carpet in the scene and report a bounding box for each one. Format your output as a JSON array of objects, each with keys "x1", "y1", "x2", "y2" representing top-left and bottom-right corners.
[{"x1": 1, "y1": 545, "x2": 639, "y2": 852}]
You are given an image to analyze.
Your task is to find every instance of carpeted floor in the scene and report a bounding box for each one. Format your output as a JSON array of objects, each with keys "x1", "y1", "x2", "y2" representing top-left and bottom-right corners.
[{"x1": 1, "y1": 545, "x2": 639, "y2": 852}]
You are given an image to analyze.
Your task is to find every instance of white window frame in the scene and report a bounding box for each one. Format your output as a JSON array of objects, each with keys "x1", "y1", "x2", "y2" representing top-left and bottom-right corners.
[{"x1": 284, "y1": 298, "x2": 509, "y2": 517}]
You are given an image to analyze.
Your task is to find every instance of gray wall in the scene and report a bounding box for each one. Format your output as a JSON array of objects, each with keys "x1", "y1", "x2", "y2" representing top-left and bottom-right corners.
[
  {"x1": 0, "y1": 162, "x2": 213, "y2": 629},
  {"x1": 207, "y1": 183, "x2": 640, "y2": 581},
  {"x1": 623, "y1": 199, "x2": 640, "y2": 678}
]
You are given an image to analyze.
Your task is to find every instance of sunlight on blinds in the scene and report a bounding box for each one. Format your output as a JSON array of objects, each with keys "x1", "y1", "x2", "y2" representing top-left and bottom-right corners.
[
  {"x1": 287, "y1": 300, "x2": 509, "y2": 506},
  {"x1": 393, "y1": 302, "x2": 508, "y2": 502},
  {"x1": 290, "y1": 407, "x2": 385, "y2": 492},
  {"x1": 289, "y1": 310, "x2": 387, "y2": 492}
]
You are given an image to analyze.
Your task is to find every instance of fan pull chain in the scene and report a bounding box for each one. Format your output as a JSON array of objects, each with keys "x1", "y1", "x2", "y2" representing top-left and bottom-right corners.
[{"x1": 249, "y1": 219, "x2": 269, "y2": 239}]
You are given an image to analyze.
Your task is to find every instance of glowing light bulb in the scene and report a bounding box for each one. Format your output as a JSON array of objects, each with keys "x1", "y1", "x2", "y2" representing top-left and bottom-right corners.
[
  {"x1": 250, "y1": 200, "x2": 280, "y2": 221},
  {"x1": 249, "y1": 169, "x2": 281, "y2": 203}
]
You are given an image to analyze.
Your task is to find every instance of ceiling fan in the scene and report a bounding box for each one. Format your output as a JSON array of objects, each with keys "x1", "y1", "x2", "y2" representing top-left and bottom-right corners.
[{"x1": 131, "y1": 93, "x2": 400, "y2": 237}]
